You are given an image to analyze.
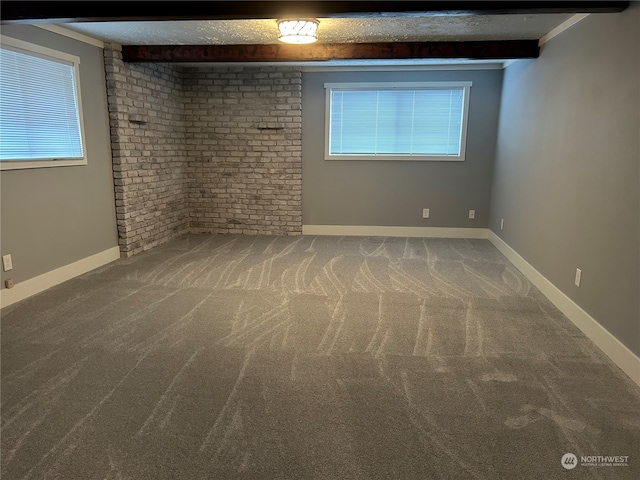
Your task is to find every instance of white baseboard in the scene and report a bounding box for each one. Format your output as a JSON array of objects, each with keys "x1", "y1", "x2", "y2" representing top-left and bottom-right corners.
[
  {"x1": 488, "y1": 231, "x2": 640, "y2": 387},
  {"x1": 302, "y1": 225, "x2": 490, "y2": 239},
  {"x1": 0, "y1": 247, "x2": 121, "y2": 309}
]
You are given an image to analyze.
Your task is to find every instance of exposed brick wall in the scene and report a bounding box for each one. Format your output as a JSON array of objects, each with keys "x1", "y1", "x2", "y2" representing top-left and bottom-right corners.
[
  {"x1": 104, "y1": 44, "x2": 189, "y2": 256},
  {"x1": 183, "y1": 66, "x2": 302, "y2": 235},
  {"x1": 104, "y1": 50, "x2": 302, "y2": 255}
]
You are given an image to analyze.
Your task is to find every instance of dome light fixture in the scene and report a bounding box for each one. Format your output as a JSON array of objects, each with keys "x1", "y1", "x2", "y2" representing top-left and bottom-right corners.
[{"x1": 277, "y1": 19, "x2": 319, "y2": 44}]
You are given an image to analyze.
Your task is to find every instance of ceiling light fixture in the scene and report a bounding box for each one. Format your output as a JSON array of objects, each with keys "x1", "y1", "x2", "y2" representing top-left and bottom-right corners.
[{"x1": 277, "y1": 19, "x2": 319, "y2": 44}]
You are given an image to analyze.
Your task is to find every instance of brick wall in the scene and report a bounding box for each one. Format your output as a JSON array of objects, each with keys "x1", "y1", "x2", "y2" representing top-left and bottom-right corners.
[
  {"x1": 183, "y1": 66, "x2": 302, "y2": 235},
  {"x1": 104, "y1": 49, "x2": 303, "y2": 255},
  {"x1": 104, "y1": 44, "x2": 189, "y2": 256}
]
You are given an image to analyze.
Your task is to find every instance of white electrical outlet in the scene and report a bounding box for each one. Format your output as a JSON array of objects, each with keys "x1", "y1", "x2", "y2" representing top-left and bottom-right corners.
[
  {"x1": 2, "y1": 254, "x2": 12, "y2": 272},
  {"x1": 422, "y1": 208, "x2": 430, "y2": 219},
  {"x1": 574, "y1": 268, "x2": 582, "y2": 287},
  {"x1": 469, "y1": 210, "x2": 475, "y2": 219},
  {"x1": 500, "y1": 218, "x2": 504, "y2": 230}
]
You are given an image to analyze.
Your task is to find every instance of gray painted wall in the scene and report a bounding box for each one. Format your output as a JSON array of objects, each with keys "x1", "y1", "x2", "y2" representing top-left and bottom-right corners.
[
  {"x1": 490, "y1": 6, "x2": 640, "y2": 355},
  {"x1": 1, "y1": 26, "x2": 118, "y2": 287},
  {"x1": 302, "y1": 69, "x2": 503, "y2": 228}
]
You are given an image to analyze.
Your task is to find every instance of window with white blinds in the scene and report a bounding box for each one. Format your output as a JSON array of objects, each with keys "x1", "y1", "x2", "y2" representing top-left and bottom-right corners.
[
  {"x1": 325, "y1": 82, "x2": 471, "y2": 161},
  {"x1": 0, "y1": 36, "x2": 86, "y2": 170}
]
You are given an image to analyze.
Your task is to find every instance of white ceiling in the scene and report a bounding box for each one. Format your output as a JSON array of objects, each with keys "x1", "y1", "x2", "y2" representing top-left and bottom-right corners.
[{"x1": 59, "y1": 14, "x2": 574, "y2": 46}]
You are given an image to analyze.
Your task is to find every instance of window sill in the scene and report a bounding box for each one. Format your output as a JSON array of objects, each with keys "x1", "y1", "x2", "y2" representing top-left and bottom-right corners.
[
  {"x1": 324, "y1": 155, "x2": 465, "y2": 162},
  {"x1": 0, "y1": 159, "x2": 87, "y2": 171}
]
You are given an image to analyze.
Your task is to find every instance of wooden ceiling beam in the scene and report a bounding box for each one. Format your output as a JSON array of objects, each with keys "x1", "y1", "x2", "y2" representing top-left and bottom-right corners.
[
  {"x1": 1, "y1": 1, "x2": 630, "y2": 24},
  {"x1": 121, "y1": 41, "x2": 540, "y2": 63}
]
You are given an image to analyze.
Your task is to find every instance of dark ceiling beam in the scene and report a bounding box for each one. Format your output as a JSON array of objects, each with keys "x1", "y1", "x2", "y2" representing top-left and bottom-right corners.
[
  {"x1": 0, "y1": 1, "x2": 629, "y2": 24},
  {"x1": 121, "y1": 41, "x2": 540, "y2": 63}
]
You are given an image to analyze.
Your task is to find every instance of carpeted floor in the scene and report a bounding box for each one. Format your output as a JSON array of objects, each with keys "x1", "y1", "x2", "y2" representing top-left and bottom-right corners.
[{"x1": 1, "y1": 234, "x2": 639, "y2": 479}]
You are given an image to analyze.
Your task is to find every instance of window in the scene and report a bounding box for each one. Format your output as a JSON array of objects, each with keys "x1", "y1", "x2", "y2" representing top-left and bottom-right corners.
[
  {"x1": 325, "y1": 82, "x2": 471, "y2": 161},
  {"x1": 0, "y1": 35, "x2": 86, "y2": 170}
]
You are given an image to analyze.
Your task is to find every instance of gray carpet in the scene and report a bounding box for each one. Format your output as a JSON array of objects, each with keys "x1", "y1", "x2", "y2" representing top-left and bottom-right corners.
[{"x1": 2, "y1": 234, "x2": 639, "y2": 479}]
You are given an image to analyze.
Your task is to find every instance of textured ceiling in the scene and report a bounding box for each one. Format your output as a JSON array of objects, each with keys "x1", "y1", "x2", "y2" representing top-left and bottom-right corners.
[{"x1": 59, "y1": 14, "x2": 574, "y2": 45}]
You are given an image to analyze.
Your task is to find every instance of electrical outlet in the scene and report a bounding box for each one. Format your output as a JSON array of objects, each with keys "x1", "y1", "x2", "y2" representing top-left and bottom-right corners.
[
  {"x1": 500, "y1": 218, "x2": 504, "y2": 230},
  {"x1": 574, "y1": 268, "x2": 582, "y2": 287},
  {"x1": 2, "y1": 254, "x2": 12, "y2": 272},
  {"x1": 422, "y1": 208, "x2": 430, "y2": 219},
  {"x1": 468, "y1": 210, "x2": 475, "y2": 219},
  {"x1": 5, "y1": 278, "x2": 14, "y2": 289}
]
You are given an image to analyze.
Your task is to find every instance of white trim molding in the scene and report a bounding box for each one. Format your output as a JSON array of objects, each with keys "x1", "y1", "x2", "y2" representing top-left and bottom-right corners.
[
  {"x1": 488, "y1": 231, "x2": 640, "y2": 387},
  {"x1": 301, "y1": 63, "x2": 504, "y2": 72},
  {"x1": 0, "y1": 247, "x2": 120, "y2": 308},
  {"x1": 35, "y1": 25, "x2": 105, "y2": 49},
  {"x1": 502, "y1": 59, "x2": 520, "y2": 69},
  {"x1": 302, "y1": 225, "x2": 490, "y2": 239},
  {"x1": 539, "y1": 13, "x2": 590, "y2": 46}
]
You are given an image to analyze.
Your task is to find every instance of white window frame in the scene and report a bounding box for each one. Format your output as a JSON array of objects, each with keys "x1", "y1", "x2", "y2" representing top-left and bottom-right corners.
[
  {"x1": 0, "y1": 35, "x2": 87, "y2": 171},
  {"x1": 324, "y1": 81, "x2": 471, "y2": 162}
]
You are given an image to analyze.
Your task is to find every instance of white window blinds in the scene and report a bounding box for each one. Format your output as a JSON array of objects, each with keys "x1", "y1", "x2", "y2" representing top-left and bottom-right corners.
[
  {"x1": 0, "y1": 42, "x2": 84, "y2": 163},
  {"x1": 326, "y1": 82, "x2": 470, "y2": 161}
]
